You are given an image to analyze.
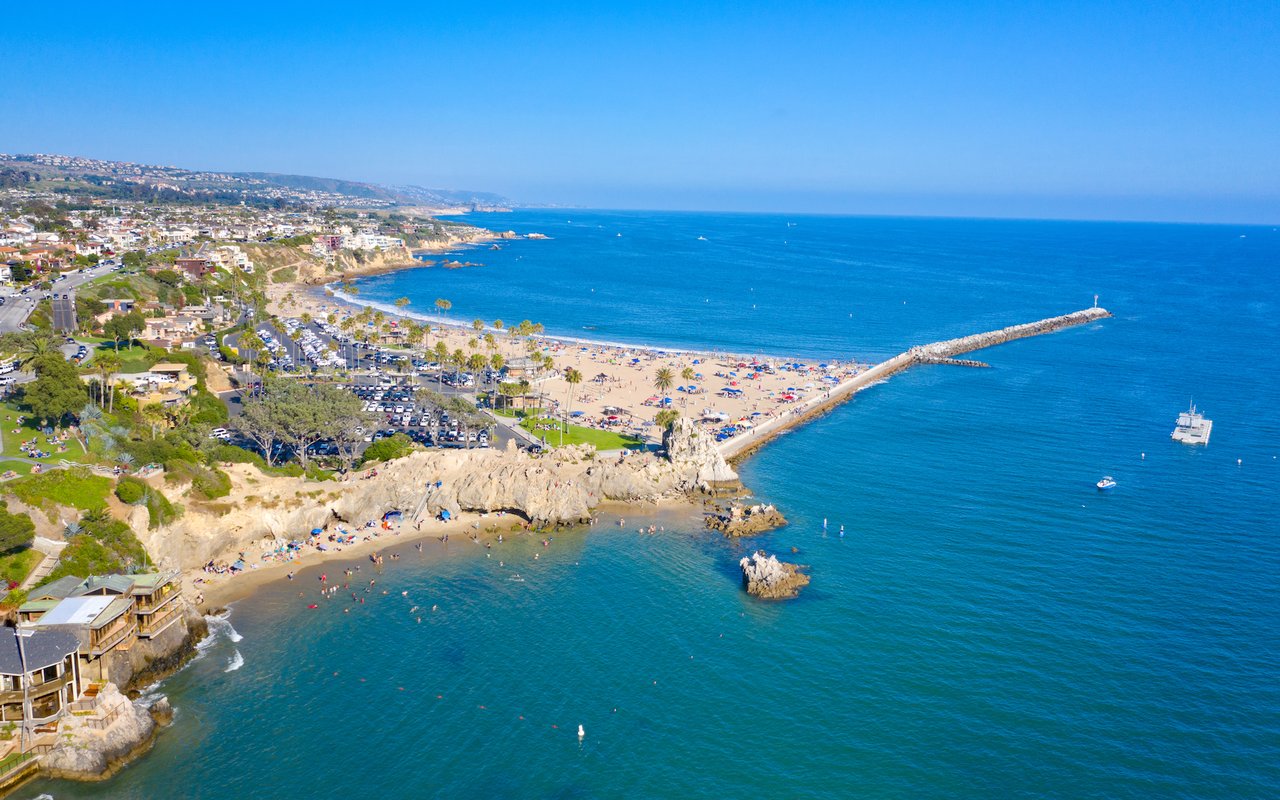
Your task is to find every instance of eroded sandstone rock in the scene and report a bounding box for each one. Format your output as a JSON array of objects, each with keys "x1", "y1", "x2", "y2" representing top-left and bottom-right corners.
[{"x1": 740, "y1": 550, "x2": 810, "y2": 599}]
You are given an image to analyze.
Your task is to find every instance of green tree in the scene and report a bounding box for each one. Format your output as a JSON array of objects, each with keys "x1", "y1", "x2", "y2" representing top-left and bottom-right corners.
[
  {"x1": 0, "y1": 501, "x2": 36, "y2": 554},
  {"x1": 22, "y1": 354, "x2": 89, "y2": 424},
  {"x1": 434, "y1": 298, "x2": 452, "y2": 316},
  {"x1": 681, "y1": 366, "x2": 695, "y2": 382}
]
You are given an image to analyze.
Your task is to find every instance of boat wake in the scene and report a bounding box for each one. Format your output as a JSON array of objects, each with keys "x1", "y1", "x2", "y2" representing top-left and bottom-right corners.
[{"x1": 225, "y1": 651, "x2": 245, "y2": 672}]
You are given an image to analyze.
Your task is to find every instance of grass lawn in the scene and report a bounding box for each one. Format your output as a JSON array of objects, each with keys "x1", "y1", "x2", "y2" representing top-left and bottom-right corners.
[
  {"x1": 93, "y1": 341, "x2": 155, "y2": 373},
  {"x1": 517, "y1": 413, "x2": 644, "y2": 451},
  {"x1": 0, "y1": 548, "x2": 41, "y2": 587},
  {"x1": 0, "y1": 401, "x2": 98, "y2": 477}
]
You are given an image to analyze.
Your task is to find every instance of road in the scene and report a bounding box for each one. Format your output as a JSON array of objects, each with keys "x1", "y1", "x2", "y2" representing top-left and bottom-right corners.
[
  {"x1": 51, "y1": 291, "x2": 77, "y2": 332},
  {"x1": 0, "y1": 263, "x2": 116, "y2": 333}
]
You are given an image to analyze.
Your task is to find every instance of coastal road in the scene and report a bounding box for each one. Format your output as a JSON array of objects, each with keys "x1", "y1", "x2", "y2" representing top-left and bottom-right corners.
[
  {"x1": 0, "y1": 263, "x2": 116, "y2": 333},
  {"x1": 51, "y1": 291, "x2": 77, "y2": 333}
]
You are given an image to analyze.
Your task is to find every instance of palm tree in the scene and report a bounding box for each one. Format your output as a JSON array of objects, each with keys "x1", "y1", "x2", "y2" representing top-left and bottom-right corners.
[
  {"x1": 433, "y1": 341, "x2": 449, "y2": 389},
  {"x1": 434, "y1": 298, "x2": 452, "y2": 317},
  {"x1": 141, "y1": 404, "x2": 168, "y2": 439},
  {"x1": 165, "y1": 402, "x2": 193, "y2": 431},
  {"x1": 395, "y1": 297, "x2": 410, "y2": 312},
  {"x1": 654, "y1": 367, "x2": 675, "y2": 394},
  {"x1": 339, "y1": 318, "x2": 355, "y2": 368},
  {"x1": 681, "y1": 366, "x2": 695, "y2": 382},
  {"x1": 493, "y1": 319, "x2": 504, "y2": 332},
  {"x1": 472, "y1": 318, "x2": 484, "y2": 333},
  {"x1": 563, "y1": 367, "x2": 583, "y2": 442},
  {"x1": 14, "y1": 334, "x2": 55, "y2": 369},
  {"x1": 239, "y1": 331, "x2": 264, "y2": 368},
  {"x1": 95, "y1": 351, "x2": 122, "y2": 412}
]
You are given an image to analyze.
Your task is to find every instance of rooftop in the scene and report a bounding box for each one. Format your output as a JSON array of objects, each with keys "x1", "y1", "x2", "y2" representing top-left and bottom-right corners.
[{"x1": 0, "y1": 628, "x2": 79, "y2": 675}]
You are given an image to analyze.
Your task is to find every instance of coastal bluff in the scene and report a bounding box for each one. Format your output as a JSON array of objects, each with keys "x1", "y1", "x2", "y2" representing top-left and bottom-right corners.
[{"x1": 137, "y1": 419, "x2": 738, "y2": 572}]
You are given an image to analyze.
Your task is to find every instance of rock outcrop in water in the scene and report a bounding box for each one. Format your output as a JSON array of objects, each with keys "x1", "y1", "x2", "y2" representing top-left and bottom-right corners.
[
  {"x1": 740, "y1": 550, "x2": 810, "y2": 599},
  {"x1": 706, "y1": 503, "x2": 787, "y2": 536},
  {"x1": 39, "y1": 684, "x2": 171, "y2": 781}
]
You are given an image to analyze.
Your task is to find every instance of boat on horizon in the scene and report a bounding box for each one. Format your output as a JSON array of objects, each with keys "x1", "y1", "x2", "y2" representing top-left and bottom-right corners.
[
  {"x1": 1172, "y1": 402, "x2": 1212, "y2": 445},
  {"x1": 1096, "y1": 476, "x2": 1117, "y2": 490}
]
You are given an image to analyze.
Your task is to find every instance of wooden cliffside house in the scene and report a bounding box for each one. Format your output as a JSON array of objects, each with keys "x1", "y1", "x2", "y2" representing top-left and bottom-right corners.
[{"x1": 18, "y1": 572, "x2": 182, "y2": 681}]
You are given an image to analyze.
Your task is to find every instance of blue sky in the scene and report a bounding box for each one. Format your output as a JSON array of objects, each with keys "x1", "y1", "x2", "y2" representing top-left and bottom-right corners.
[{"x1": 3, "y1": 1, "x2": 1278, "y2": 222}]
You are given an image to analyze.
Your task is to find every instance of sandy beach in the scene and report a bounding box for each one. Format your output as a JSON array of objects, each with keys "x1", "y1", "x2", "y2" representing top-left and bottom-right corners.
[{"x1": 265, "y1": 276, "x2": 870, "y2": 450}]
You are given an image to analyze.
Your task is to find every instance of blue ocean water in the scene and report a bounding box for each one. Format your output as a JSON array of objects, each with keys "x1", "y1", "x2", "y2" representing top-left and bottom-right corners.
[{"x1": 31, "y1": 212, "x2": 1280, "y2": 799}]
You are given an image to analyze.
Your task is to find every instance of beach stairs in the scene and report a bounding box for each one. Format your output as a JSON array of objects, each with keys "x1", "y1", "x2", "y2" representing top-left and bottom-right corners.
[{"x1": 20, "y1": 536, "x2": 67, "y2": 591}]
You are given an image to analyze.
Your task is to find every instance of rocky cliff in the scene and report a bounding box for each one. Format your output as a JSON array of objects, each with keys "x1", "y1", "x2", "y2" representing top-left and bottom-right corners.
[
  {"x1": 102, "y1": 606, "x2": 206, "y2": 692},
  {"x1": 138, "y1": 423, "x2": 740, "y2": 572},
  {"x1": 40, "y1": 684, "x2": 171, "y2": 782}
]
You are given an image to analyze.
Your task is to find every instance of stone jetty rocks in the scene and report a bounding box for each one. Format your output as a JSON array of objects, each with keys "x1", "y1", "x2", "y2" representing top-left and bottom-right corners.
[
  {"x1": 705, "y1": 503, "x2": 787, "y2": 536},
  {"x1": 740, "y1": 550, "x2": 810, "y2": 599}
]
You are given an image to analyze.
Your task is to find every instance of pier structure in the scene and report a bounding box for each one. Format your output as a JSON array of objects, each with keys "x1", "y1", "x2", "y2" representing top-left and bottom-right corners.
[{"x1": 718, "y1": 307, "x2": 1111, "y2": 461}]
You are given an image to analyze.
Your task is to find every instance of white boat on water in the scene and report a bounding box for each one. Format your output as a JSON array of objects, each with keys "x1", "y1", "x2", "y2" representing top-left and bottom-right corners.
[
  {"x1": 1172, "y1": 402, "x2": 1212, "y2": 445},
  {"x1": 1096, "y1": 476, "x2": 1117, "y2": 490}
]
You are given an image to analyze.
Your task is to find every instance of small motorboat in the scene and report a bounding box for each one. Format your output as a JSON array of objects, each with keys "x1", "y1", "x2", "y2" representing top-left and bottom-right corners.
[{"x1": 1096, "y1": 476, "x2": 1117, "y2": 490}]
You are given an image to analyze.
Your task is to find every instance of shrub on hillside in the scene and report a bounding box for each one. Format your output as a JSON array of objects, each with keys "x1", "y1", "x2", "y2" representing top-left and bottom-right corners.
[
  {"x1": 43, "y1": 512, "x2": 148, "y2": 583},
  {"x1": 114, "y1": 476, "x2": 148, "y2": 505},
  {"x1": 359, "y1": 433, "x2": 416, "y2": 465},
  {"x1": 164, "y1": 460, "x2": 231, "y2": 500},
  {"x1": 0, "y1": 501, "x2": 36, "y2": 554}
]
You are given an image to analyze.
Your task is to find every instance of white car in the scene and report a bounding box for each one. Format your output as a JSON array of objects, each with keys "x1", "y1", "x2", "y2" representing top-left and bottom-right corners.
[{"x1": 209, "y1": 428, "x2": 231, "y2": 440}]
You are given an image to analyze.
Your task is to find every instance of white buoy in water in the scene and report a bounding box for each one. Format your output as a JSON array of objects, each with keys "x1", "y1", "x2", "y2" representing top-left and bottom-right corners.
[
  {"x1": 1237, "y1": 459, "x2": 1242, "y2": 465},
  {"x1": 1141, "y1": 452, "x2": 1145, "y2": 460},
  {"x1": 578, "y1": 724, "x2": 585, "y2": 739}
]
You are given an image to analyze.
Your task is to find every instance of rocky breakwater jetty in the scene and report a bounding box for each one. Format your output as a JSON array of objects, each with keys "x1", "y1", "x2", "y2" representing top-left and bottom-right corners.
[
  {"x1": 138, "y1": 418, "x2": 741, "y2": 570},
  {"x1": 706, "y1": 503, "x2": 787, "y2": 536},
  {"x1": 40, "y1": 684, "x2": 174, "y2": 782},
  {"x1": 740, "y1": 550, "x2": 810, "y2": 599}
]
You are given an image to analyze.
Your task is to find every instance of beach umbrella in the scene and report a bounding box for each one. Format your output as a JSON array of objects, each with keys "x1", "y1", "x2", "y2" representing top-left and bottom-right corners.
[{"x1": 311, "y1": 528, "x2": 323, "y2": 534}]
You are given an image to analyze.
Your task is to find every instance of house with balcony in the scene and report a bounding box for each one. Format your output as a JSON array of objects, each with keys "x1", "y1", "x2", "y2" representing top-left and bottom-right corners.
[
  {"x1": 0, "y1": 628, "x2": 82, "y2": 727},
  {"x1": 127, "y1": 572, "x2": 184, "y2": 639},
  {"x1": 20, "y1": 595, "x2": 136, "y2": 681}
]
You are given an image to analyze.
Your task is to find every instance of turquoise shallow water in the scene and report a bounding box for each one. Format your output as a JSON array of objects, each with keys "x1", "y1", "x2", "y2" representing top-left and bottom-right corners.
[{"x1": 30, "y1": 213, "x2": 1280, "y2": 799}]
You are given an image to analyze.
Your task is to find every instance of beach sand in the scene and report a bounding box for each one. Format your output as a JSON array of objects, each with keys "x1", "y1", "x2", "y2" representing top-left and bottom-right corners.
[{"x1": 265, "y1": 279, "x2": 868, "y2": 450}]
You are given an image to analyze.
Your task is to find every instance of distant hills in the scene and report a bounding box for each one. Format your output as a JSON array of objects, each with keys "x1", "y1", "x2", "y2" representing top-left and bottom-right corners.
[
  {"x1": 233, "y1": 171, "x2": 516, "y2": 209},
  {"x1": 0, "y1": 153, "x2": 517, "y2": 210}
]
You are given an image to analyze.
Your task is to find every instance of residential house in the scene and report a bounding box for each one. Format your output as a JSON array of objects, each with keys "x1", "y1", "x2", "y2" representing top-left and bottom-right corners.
[
  {"x1": 141, "y1": 314, "x2": 200, "y2": 349},
  {"x1": 128, "y1": 362, "x2": 198, "y2": 406},
  {"x1": 0, "y1": 628, "x2": 82, "y2": 726},
  {"x1": 175, "y1": 256, "x2": 215, "y2": 279},
  {"x1": 18, "y1": 572, "x2": 183, "y2": 681}
]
